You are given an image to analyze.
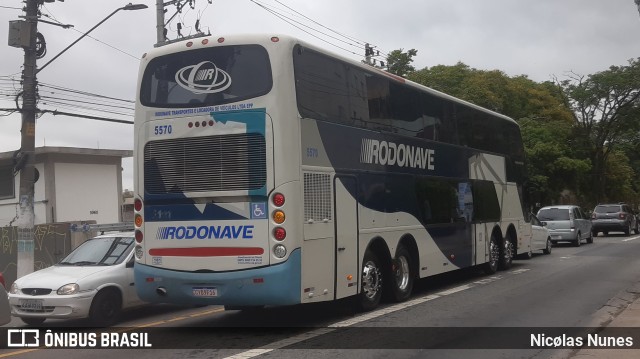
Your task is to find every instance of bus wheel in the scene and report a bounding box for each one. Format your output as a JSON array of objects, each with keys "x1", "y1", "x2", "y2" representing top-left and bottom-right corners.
[
  {"x1": 483, "y1": 234, "x2": 499, "y2": 274},
  {"x1": 389, "y1": 246, "x2": 414, "y2": 302},
  {"x1": 498, "y1": 237, "x2": 513, "y2": 270},
  {"x1": 359, "y1": 249, "x2": 383, "y2": 311}
]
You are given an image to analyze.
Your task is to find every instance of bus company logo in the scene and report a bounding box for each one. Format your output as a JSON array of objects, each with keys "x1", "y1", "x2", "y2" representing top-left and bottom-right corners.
[
  {"x1": 360, "y1": 138, "x2": 435, "y2": 170},
  {"x1": 157, "y1": 225, "x2": 255, "y2": 240},
  {"x1": 175, "y1": 61, "x2": 232, "y2": 94}
]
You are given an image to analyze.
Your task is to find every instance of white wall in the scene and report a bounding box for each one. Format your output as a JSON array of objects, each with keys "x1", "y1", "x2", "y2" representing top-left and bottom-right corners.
[{"x1": 54, "y1": 163, "x2": 120, "y2": 224}]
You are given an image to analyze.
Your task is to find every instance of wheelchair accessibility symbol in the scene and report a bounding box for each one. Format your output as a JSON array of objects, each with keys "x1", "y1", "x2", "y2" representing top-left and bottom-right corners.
[{"x1": 251, "y1": 203, "x2": 267, "y2": 219}]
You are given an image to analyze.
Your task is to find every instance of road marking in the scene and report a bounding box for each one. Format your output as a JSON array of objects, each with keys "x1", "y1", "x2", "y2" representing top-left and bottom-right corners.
[
  {"x1": 223, "y1": 268, "x2": 527, "y2": 358},
  {"x1": 0, "y1": 349, "x2": 40, "y2": 358},
  {"x1": 622, "y1": 236, "x2": 640, "y2": 242}
]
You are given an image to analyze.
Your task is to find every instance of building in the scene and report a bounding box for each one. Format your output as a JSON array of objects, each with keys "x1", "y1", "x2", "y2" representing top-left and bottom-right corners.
[{"x1": 0, "y1": 147, "x2": 132, "y2": 226}]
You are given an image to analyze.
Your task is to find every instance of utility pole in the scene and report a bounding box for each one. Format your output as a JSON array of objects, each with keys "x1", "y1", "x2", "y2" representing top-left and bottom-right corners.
[
  {"x1": 156, "y1": 0, "x2": 166, "y2": 46},
  {"x1": 16, "y1": 0, "x2": 39, "y2": 279}
]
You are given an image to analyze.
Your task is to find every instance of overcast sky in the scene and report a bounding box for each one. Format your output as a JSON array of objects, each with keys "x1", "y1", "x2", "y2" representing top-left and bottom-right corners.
[{"x1": 1, "y1": 0, "x2": 639, "y2": 190}]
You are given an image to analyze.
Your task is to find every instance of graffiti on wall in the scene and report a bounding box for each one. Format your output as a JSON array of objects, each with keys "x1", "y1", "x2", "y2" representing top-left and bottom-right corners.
[{"x1": 0, "y1": 223, "x2": 71, "y2": 289}]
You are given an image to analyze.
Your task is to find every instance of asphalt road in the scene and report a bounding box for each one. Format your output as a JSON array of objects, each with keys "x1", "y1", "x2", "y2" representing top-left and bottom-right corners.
[{"x1": 2, "y1": 233, "x2": 640, "y2": 359}]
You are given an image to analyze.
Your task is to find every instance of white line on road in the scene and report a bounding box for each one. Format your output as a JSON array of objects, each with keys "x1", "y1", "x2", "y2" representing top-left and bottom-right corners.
[
  {"x1": 622, "y1": 235, "x2": 640, "y2": 242},
  {"x1": 223, "y1": 268, "x2": 527, "y2": 359}
]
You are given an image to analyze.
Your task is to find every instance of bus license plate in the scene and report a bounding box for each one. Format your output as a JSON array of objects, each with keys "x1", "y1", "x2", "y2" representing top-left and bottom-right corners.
[
  {"x1": 192, "y1": 287, "x2": 217, "y2": 297},
  {"x1": 20, "y1": 299, "x2": 43, "y2": 311}
]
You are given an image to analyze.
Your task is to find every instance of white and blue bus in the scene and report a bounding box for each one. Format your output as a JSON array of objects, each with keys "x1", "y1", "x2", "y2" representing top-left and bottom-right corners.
[{"x1": 133, "y1": 34, "x2": 533, "y2": 310}]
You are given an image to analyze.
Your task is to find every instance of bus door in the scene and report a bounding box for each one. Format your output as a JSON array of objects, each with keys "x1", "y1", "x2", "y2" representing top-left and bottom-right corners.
[
  {"x1": 334, "y1": 176, "x2": 359, "y2": 299},
  {"x1": 474, "y1": 223, "x2": 488, "y2": 265}
]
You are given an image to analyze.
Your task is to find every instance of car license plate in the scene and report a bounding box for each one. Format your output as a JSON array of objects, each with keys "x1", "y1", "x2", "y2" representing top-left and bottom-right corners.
[
  {"x1": 552, "y1": 235, "x2": 562, "y2": 240},
  {"x1": 20, "y1": 299, "x2": 43, "y2": 311},
  {"x1": 192, "y1": 287, "x2": 217, "y2": 297}
]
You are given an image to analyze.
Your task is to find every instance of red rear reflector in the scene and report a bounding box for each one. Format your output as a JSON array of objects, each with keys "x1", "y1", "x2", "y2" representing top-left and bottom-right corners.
[
  {"x1": 135, "y1": 230, "x2": 143, "y2": 243},
  {"x1": 134, "y1": 199, "x2": 142, "y2": 211},
  {"x1": 253, "y1": 278, "x2": 264, "y2": 284}
]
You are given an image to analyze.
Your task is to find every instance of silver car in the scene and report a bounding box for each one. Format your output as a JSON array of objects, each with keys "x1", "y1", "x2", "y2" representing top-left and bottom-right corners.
[
  {"x1": 9, "y1": 232, "x2": 144, "y2": 326},
  {"x1": 537, "y1": 205, "x2": 593, "y2": 247}
]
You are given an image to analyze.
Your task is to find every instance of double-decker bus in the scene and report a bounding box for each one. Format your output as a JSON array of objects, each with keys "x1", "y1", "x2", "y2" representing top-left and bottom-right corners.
[{"x1": 133, "y1": 34, "x2": 531, "y2": 310}]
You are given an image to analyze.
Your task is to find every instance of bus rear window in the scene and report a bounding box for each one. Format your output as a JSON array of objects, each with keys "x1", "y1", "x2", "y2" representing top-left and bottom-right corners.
[{"x1": 140, "y1": 45, "x2": 272, "y2": 108}]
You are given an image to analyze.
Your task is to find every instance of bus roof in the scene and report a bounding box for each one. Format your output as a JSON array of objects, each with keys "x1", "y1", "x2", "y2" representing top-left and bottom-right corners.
[{"x1": 145, "y1": 33, "x2": 518, "y2": 126}]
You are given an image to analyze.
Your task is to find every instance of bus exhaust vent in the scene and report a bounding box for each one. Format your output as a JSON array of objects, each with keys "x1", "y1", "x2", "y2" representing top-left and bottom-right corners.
[
  {"x1": 144, "y1": 133, "x2": 266, "y2": 194},
  {"x1": 303, "y1": 172, "x2": 332, "y2": 222}
]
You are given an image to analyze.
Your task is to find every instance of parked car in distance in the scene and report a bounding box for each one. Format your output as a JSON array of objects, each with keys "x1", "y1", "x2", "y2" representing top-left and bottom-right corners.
[
  {"x1": 0, "y1": 283, "x2": 10, "y2": 326},
  {"x1": 8, "y1": 232, "x2": 144, "y2": 326},
  {"x1": 537, "y1": 205, "x2": 593, "y2": 247},
  {"x1": 530, "y1": 214, "x2": 552, "y2": 256},
  {"x1": 591, "y1": 203, "x2": 639, "y2": 236}
]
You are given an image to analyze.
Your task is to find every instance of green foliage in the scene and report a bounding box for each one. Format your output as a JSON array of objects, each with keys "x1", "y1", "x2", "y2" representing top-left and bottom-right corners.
[
  {"x1": 385, "y1": 48, "x2": 418, "y2": 77},
  {"x1": 556, "y1": 57, "x2": 640, "y2": 204}
]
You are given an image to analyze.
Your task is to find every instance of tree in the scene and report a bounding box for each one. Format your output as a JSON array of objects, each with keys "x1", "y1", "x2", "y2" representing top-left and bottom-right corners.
[
  {"x1": 386, "y1": 48, "x2": 417, "y2": 77},
  {"x1": 556, "y1": 58, "x2": 640, "y2": 203}
]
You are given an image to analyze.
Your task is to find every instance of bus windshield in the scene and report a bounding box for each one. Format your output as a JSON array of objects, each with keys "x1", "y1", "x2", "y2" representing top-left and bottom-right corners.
[{"x1": 140, "y1": 44, "x2": 272, "y2": 108}]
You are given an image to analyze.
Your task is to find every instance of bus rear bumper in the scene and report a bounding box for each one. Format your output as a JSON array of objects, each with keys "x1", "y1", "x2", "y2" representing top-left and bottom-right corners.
[{"x1": 134, "y1": 249, "x2": 301, "y2": 306}]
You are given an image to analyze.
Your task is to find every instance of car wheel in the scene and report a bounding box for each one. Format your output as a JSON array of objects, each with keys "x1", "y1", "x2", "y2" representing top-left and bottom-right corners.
[
  {"x1": 388, "y1": 245, "x2": 414, "y2": 302},
  {"x1": 574, "y1": 232, "x2": 582, "y2": 247},
  {"x1": 89, "y1": 289, "x2": 122, "y2": 327},
  {"x1": 635, "y1": 223, "x2": 639, "y2": 235},
  {"x1": 20, "y1": 317, "x2": 45, "y2": 326},
  {"x1": 586, "y1": 231, "x2": 594, "y2": 244},
  {"x1": 625, "y1": 223, "x2": 631, "y2": 236},
  {"x1": 543, "y1": 238, "x2": 552, "y2": 254},
  {"x1": 498, "y1": 237, "x2": 514, "y2": 270},
  {"x1": 604, "y1": 231, "x2": 609, "y2": 236},
  {"x1": 483, "y1": 233, "x2": 499, "y2": 274},
  {"x1": 520, "y1": 249, "x2": 533, "y2": 260},
  {"x1": 358, "y1": 249, "x2": 383, "y2": 311},
  {"x1": 592, "y1": 230, "x2": 598, "y2": 238}
]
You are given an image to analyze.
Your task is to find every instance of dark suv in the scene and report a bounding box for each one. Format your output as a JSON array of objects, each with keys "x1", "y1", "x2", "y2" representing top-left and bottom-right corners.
[{"x1": 591, "y1": 203, "x2": 639, "y2": 236}]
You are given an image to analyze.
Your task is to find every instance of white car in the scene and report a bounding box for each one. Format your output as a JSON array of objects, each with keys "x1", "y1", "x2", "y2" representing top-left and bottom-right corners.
[
  {"x1": 9, "y1": 232, "x2": 144, "y2": 326},
  {"x1": 531, "y1": 214, "x2": 552, "y2": 255}
]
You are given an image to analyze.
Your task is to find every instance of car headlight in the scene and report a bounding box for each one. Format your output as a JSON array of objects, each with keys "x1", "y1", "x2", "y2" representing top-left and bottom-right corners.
[
  {"x1": 57, "y1": 283, "x2": 80, "y2": 295},
  {"x1": 9, "y1": 282, "x2": 20, "y2": 295}
]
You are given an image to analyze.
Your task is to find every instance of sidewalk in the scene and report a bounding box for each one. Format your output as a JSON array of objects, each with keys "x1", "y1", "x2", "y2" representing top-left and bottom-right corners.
[{"x1": 554, "y1": 283, "x2": 640, "y2": 359}]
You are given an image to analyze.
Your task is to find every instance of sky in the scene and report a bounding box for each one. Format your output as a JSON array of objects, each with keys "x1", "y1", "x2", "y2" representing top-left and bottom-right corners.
[{"x1": 1, "y1": 0, "x2": 639, "y2": 191}]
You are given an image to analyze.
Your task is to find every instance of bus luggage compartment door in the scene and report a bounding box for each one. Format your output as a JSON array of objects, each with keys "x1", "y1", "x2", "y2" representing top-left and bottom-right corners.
[{"x1": 334, "y1": 176, "x2": 359, "y2": 299}]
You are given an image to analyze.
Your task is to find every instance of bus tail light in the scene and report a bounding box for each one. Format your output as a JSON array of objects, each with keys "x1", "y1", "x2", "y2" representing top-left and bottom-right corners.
[
  {"x1": 273, "y1": 210, "x2": 285, "y2": 224},
  {"x1": 134, "y1": 198, "x2": 142, "y2": 212},
  {"x1": 272, "y1": 193, "x2": 285, "y2": 207},
  {"x1": 273, "y1": 227, "x2": 286, "y2": 241},
  {"x1": 273, "y1": 244, "x2": 287, "y2": 258},
  {"x1": 135, "y1": 230, "x2": 144, "y2": 243}
]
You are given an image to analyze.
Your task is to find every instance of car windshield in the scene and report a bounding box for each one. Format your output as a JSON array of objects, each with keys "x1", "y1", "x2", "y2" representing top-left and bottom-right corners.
[
  {"x1": 537, "y1": 208, "x2": 570, "y2": 221},
  {"x1": 595, "y1": 205, "x2": 621, "y2": 214},
  {"x1": 58, "y1": 236, "x2": 134, "y2": 266}
]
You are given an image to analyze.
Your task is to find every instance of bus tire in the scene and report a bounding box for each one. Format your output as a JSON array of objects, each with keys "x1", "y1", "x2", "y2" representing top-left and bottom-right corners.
[
  {"x1": 389, "y1": 245, "x2": 414, "y2": 302},
  {"x1": 498, "y1": 237, "x2": 514, "y2": 270},
  {"x1": 359, "y1": 249, "x2": 383, "y2": 311},
  {"x1": 483, "y1": 233, "x2": 499, "y2": 274}
]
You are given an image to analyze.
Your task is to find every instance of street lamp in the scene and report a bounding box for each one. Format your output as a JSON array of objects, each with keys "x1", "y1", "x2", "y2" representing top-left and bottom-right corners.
[
  {"x1": 36, "y1": 3, "x2": 148, "y2": 74},
  {"x1": 15, "y1": 2, "x2": 147, "y2": 280}
]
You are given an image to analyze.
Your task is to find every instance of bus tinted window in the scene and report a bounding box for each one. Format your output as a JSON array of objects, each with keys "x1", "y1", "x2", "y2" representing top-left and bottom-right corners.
[{"x1": 140, "y1": 45, "x2": 272, "y2": 108}]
